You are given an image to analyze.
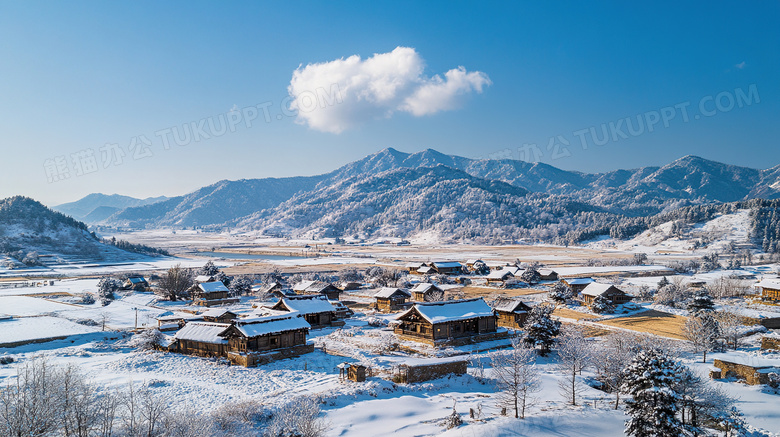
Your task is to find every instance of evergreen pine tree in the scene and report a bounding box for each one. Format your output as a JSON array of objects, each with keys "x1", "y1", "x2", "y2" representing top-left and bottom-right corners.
[
  {"x1": 521, "y1": 305, "x2": 560, "y2": 356},
  {"x1": 591, "y1": 295, "x2": 615, "y2": 314},
  {"x1": 657, "y1": 276, "x2": 670, "y2": 288},
  {"x1": 622, "y1": 349, "x2": 685, "y2": 437},
  {"x1": 547, "y1": 281, "x2": 573, "y2": 303},
  {"x1": 686, "y1": 288, "x2": 715, "y2": 313}
]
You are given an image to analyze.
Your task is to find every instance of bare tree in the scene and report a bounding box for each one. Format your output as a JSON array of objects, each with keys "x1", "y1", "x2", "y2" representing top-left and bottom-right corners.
[
  {"x1": 0, "y1": 358, "x2": 61, "y2": 437},
  {"x1": 265, "y1": 396, "x2": 329, "y2": 437},
  {"x1": 714, "y1": 311, "x2": 744, "y2": 350},
  {"x1": 156, "y1": 264, "x2": 193, "y2": 301},
  {"x1": 556, "y1": 325, "x2": 591, "y2": 406},
  {"x1": 594, "y1": 333, "x2": 635, "y2": 409},
  {"x1": 682, "y1": 312, "x2": 721, "y2": 362},
  {"x1": 490, "y1": 343, "x2": 540, "y2": 419}
]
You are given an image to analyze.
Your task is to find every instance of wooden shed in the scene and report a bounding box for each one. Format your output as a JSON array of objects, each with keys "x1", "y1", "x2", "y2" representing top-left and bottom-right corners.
[
  {"x1": 756, "y1": 278, "x2": 780, "y2": 301},
  {"x1": 562, "y1": 277, "x2": 594, "y2": 294},
  {"x1": 293, "y1": 281, "x2": 342, "y2": 300},
  {"x1": 190, "y1": 281, "x2": 239, "y2": 307},
  {"x1": 431, "y1": 261, "x2": 463, "y2": 275},
  {"x1": 491, "y1": 298, "x2": 531, "y2": 329},
  {"x1": 409, "y1": 283, "x2": 444, "y2": 302},
  {"x1": 173, "y1": 322, "x2": 230, "y2": 357},
  {"x1": 374, "y1": 287, "x2": 412, "y2": 312},
  {"x1": 201, "y1": 308, "x2": 239, "y2": 323}
]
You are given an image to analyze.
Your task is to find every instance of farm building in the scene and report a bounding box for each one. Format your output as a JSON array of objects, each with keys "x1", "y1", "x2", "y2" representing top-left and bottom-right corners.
[
  {"x1": 254, "y1": 282, "x2": 294, "y2": 298},
  {"x1": 756, "y1": 278, "x2": 780, "y2": 300},
  {"x1": 173, "y1": 322, "x2": 230, "y2": 357},
  {"x1": 405, "y1": 262, "x2": 427, "y2": 274},
  {"x1": 485, "y1": 261, "x2": 511, "y2": 270},
  {"x1": 220, "y1": 314, "x2": 312, "y2": 366},
  {"x1": 201, "y1": 308, "x2": 239, "y2": 323},
  {"x1": 271, "y1": 295, "x2": 343, "y2": 328},
  {"x1": 562, "y1": 277, "x2": 594, "y2": 294},
  {"x1": 430, "y1": 261, "x2": 463, "y2": 275},
  {"x1": 123, "y1": 276, "x2": 149, "y2": 291},
  {"x1": 394, "y1": 298, "x2": 502, "y2": 346},
  {"x1": 410, "y1": 283, "x2": 445, "y2": 301},
  {"x1": 538, "y1": 269, "x2": 559, "y2": 281},
  {"x1": 191, "y1": 281, "x2": 239, "y2": 307},
  {"x1": 491, "y1": 298, "x2": 531, "y2": 329},
  {"x1": 465, "y1": 259, "x2": 484, "y2": 269},
  {"x1": 374, "y1": 287, "x2": 412, "y2": 312},
  {"x1": 580, "y1": 283, "x2": 633, "y2": 305},
  {"x1": 293, "y1": 281, "x2": 342, "y2": 300},
  {"x1": 485, "y1": 270, "x2": 514, "y2": 284}
]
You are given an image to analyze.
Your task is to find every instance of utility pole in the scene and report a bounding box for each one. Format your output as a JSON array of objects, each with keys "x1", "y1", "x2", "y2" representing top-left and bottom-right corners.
[{"x1": 132, "y1": 307, "x2": 138, "y2": 331}]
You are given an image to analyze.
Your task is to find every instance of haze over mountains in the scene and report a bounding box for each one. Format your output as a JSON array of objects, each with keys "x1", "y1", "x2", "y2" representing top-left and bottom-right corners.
[{"x1": 52, "y1": 148, "x2": 780, "y2": 242}]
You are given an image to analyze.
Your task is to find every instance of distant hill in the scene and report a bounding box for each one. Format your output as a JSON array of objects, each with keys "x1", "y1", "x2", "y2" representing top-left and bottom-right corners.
[
  {"x1": 93, "y1": 147, "x2": 780, "y2": 244},
  {"x1": 53, "y1": 193, "x2": 169, "y2": 222},
  {"x1": 0, "y1": 196, "x2": 160, "y2": 266}
]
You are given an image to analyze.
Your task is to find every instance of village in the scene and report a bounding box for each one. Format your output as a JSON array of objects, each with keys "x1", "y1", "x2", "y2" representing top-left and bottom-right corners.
[{"x1": 2, "y1": 246, "x2": 780, "y2": 436}]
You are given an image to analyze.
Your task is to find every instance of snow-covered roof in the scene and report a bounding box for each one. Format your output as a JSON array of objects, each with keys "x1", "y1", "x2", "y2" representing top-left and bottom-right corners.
[
  {"x1": 465, "y1": 259, "x2": 483, "y2": 265},
  {"x1": 755, "y1": 279, "x2": 780, "y2": 290},
  {"x1": 432, "y1": 261, "x2": 462, "y2": 269},
  {"x1": 277, "y1": 297, "x2": 335, "y2": 315},
  {"x1": 230, "y1": 314, "x2": 310, "y2": 338},
  {"x1": 538, "y1": 269, "x2": 557, "y2": 276},
  {"x1": 486, "y1": 270, "x2": 513, "y2": 280},
  {"x1": 566, "y1": 277, "x2": 594, "y2": 285},
  {"x1": 195, "y1": 275, "x2": 215, "y2": 283},
  {"x1": 417, "y1": 266, "x2": 434, "y2": 274},
  {"x1": 127, "y1": 277, "x2": 147, "y2": 284},
  {"x1": 375, "y1": 287, "x2": 411, "y2": 299},
  {"x1": 405, "y1": 262, "x2": 426, "y2": 268},
  {"x1": 581, "y1": 283, "x2": 622, "y2": 297},
  {"x1": 292, "y1": 280, "x2": 316, "y2": 291},
  {"x1": 174, "y1": 322, "x2": 230, "y2": 344},
  {"x1": 398, "y1": 298, "x2": 494, "y2": 324},
  {"x1": 410, "y1": 283, "x2": 442, "y2": 293},
  {"x1": 492, "y1": 298, "x2": 529, "y2": 314},
  {"x1": 201, "y1": 308, "x2": 236, "y2": 318},
  {"x1": 198, "y1": 281, "x2": 229, "y2": 293}
]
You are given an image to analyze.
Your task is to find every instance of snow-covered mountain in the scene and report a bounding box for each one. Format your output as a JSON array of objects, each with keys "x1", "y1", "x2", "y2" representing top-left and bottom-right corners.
[
  {"x1": 96, "y1": 148, "x2": 780, "y2": 240},
  {"x1": 53, "y1": 193, "x2": 169, "y2": 223},
  {"x1": 0, "y1": 196, "x2": 151, "y2": 265}
]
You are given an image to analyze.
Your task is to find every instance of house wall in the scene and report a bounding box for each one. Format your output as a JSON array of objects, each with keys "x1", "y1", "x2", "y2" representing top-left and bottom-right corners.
[
  {"x1": 496, "y1": 311, "x2": 527, "y2": 329},
  {"x1": 762, "y1": 287, "x2": 780, "y2": 300},
  {"x1": 177, "y1": 339, "x2": 227, "y2": 357},
  {"x1": 394, "y1": 361, "x2": 468, "y2": 383},
  {"x1": 712, "y1": 359, "x2": 771, "y2": 385}
]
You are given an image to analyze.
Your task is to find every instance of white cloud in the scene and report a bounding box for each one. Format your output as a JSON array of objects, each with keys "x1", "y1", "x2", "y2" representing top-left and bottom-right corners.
[
  {"x1": 735, "y1": 61, "x2": 746, "y2": 69},
  {"x1": 287, "y1": 47, "x2": 491, "y2": 133}
]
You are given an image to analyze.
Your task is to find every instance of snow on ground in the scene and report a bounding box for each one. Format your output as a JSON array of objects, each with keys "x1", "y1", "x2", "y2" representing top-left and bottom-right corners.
[
  {"x1": 586, "y1": 209, "x2": 753, "y2": 254},
  {"x1": 0, "y1": 316, "x2": 99, "y2": 344}
]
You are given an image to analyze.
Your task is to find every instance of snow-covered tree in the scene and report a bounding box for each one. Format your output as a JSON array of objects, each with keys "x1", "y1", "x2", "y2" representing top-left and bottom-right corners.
[
  {"x1": 590, "y1": 295, "x2": 615, "y2": 314},
  {"x1": 622, "y1": 349, "x2": 685, "y2": 437},
  {"x1": 522, "y1": 305, "x2": 560, "y2": 356},
  {"x1": 682, "y1": 312, "x2": 721, "y2": 363},
  {"x1": 197, "y1": 261, "x2": 220, "y2": 276},
  {"x1": 556, "y1": 326, "x2": 592, "y2": 406},
  {"x1": 657, "y1": 276, "x2": 670, "y2": 288},
  {"x1": 471, "y1": 261, "x2": 489, "y2": 276},
  {"x1": 215, "y1": 271, "x2": 232, "y2": 288},
  {"x1": 654, "y1": 283, "x2": 691, "y2": 307},
  {"x1": 229, "y1": 276, "x2": 253, "y2": 296},
  {"x1": 547, "y1": 281, "x2": 573, "y2": 304},
  {"x1": 264, "y1": 396, "x2": 328, "y2": 437},
  {"x1": 675, "y1": 366, "x2": 736, "y2": 434},
  {"x1": 490, "y1": 343, "x2": 540, "y2": 419},
  {"x1": 520, "y1": 267, "x2": 541, "y2": 284},
  {"x1": 686, "y1": 288, "x2": 715, "y2": 313},
  {"x1": 97, "y1": 277, "x2": 121, "y2": 305}
]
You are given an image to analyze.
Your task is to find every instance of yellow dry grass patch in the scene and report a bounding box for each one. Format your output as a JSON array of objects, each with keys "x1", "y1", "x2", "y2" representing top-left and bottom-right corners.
[
  {"x1": 597, "y1": 310, "x2": 688, "y2": 340},
  {"x1": 552, "y1": 307, "x2": 599, "y2": 321}
]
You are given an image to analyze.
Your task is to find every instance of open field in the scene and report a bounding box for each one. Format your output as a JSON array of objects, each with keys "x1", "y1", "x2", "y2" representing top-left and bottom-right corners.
[{"x1": 597, "y1": 309, "x2": 689, "y2": 340}]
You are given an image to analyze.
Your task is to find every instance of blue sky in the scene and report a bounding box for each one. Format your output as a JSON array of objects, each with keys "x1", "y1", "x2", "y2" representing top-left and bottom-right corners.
[{"x1": 1, "y1": 1, "x2": 778, "y2": 205}]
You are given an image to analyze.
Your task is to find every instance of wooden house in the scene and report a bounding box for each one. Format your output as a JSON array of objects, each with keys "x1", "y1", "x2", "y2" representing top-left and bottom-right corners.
[
  {"x1": 562, "y1": 277, "x2": 594, "y2": 294},
  {"x1": 374, "y1": 287, "x2": 412, "y2": 312},
  {"x1": 271, "y1": 295, "x2": 341, "y2": 328},
  {"x1": 339, "y1": 281, "x2": 362, "y2": 291},
  {"x1": 538, "y1": 269, "x2": 559, "y2": 281},
  {"x1": 711, "y1": 356, "x2": 780, "y2": 385},
  {"x1": 219, "y1": 314, "x2": 310, "y2": 355},
  {"x1": 410, "y1": 283, "x2": 444, "y2": 301},
  {"x1": 580, "y1": 283, "x2": 633, "y2": 305},
  {"x1": 465, "y1": 259, "x2": 484, "y2": 270},
  {"x1": 201, "y1": 308, "x2": 239, "y2": 323},
  {"x1": 491, "y1": 298, "x2": 531, "y2": 329},
  {"x1": 405, "y1": 262, "x2": 427, "y2": 274},
  {"x1": 486, "y1": 270, "x2": 514, "y2": 284},
  {"x1": 293, "y1": 281, "x2": 342, "y2": 300},
  {"x1": 123, "y1": 276, "x2": 149, "y2": 291},
  {"x1": 431, "y1": 261, "x2": 463, "y2": 275},
  {"x1": 756, "y1": 278, "x2": 780, "y2": 300},
  {"x1": 394, "y1": 298, "x2": 499, "y2": 345},
  {"x1": 191, "y1": 281, "x2": 239, "y2": 307},
  {"x1": 173, "y1": 322, "x2": 230, "y2": 357}
]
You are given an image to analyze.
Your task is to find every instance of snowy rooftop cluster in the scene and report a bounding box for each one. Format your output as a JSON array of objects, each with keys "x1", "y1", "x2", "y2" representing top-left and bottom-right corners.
[{"x1": 399, "y1": 298, "x2": 494, "y2": 323}]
